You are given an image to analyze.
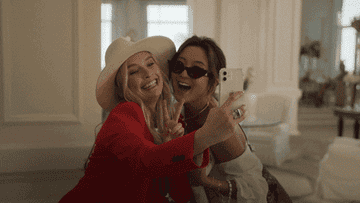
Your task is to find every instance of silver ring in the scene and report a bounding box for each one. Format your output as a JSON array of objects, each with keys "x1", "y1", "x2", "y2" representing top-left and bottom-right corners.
[{"x1": 232, "y1": 109, "x2": 242, "y2": 119}]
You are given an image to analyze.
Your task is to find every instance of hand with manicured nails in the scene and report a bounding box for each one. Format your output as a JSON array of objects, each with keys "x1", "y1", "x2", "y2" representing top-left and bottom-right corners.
[
  {"x1": 161, "y1": 99, "x2": 185, "y2": 143},
  {"x1": 194, "y1": 91, "x2": 246, "y2": 155}
]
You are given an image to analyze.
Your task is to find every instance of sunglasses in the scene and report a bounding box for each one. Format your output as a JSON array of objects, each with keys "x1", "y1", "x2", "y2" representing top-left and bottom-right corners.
[{"x1": 171, "y1": 61, "x2": 212, "y2": 79}]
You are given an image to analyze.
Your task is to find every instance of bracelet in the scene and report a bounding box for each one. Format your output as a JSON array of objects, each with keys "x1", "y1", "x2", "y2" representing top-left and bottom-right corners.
[
  {"x1": 212, "y1": 177, "x2": 221, "y2": 193},
  {"x1": 212, "y1": 176, "x2": 223, "y2": 202},
  {"x1": 227, "y1": 180, "x2": 232, "y2": 203}
]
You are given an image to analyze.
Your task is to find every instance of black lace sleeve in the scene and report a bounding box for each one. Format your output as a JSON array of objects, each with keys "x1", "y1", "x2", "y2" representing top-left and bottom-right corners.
[{"x1": 262, "y1": 167, "x2": 293, "y2": 203}]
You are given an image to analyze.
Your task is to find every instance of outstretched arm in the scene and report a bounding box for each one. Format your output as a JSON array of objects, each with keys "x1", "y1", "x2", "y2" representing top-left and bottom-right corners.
[
  {"x1": 99, "y1": 102, "x2": 210, "y2": 179},
  {"x1": 210, "y1": 105, "x2": 247, "y2": 163}
]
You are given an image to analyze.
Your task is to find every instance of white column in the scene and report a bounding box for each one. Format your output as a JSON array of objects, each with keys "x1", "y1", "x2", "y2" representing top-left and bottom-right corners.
[
  {"x1": 0, "y1": 0, "x2": 102, "y2": 172},
  {"x1": 259, "y1": 0, "x2": 303, "y2": 135},
  {"x1": 187, "y1": 0, "x2": 220, "y2": 43},
  {"x1": 218, "y1": 0, "x2": 261, "y2": 124},
  {"x1": 189, "y1": 0, "x2": 302, "y2": 135},
  {"x1": 218, "y1": 0, "x2": 303, "y2": 135}
]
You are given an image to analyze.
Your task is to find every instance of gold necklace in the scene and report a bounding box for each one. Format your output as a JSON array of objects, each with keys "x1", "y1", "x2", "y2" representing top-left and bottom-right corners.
[{"x1": 183, "y1": 102, "x2": 210, "y2": 121}]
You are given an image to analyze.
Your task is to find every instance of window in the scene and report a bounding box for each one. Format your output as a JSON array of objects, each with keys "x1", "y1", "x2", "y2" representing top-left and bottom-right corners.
[
  {"x1": 147, "y1": 4, "x2": 190, "y2": 50},
  {"x1": 101, "y1": 3, "x2": 113, "y2": 70},
  {"x1": 340, "y1": 0, "x2": 360, "y2": 72}
]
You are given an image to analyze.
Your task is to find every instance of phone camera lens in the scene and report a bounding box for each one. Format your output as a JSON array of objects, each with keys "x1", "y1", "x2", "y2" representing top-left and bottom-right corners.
[
  {"x1": 223, "y1": 71, "x2": 227, "y2": 75},
  {"x1": 223, "y1": 77, "x2": 227, "y2": 81}
]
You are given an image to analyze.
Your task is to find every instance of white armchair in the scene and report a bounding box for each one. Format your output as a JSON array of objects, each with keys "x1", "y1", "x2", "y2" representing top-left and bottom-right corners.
[{"x1": 240, "y1": 93, "x2": 291, "y2": 166}]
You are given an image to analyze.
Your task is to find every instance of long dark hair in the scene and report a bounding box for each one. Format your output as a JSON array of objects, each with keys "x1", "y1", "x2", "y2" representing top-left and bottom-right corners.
[{"x1": 169, "y1": 35, "x2": 226, "y2": 95}]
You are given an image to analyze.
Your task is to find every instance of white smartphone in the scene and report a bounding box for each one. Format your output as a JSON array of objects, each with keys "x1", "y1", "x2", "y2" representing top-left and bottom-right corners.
[
  {"x1": 218, "y1": 68, "x2": 245, "y2": 110},
  {"x1": 218, "y1": 68, "x2": 255, "y2": 152}
]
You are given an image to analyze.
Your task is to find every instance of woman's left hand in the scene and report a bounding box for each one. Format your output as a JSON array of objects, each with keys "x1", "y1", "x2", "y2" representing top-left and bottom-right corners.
[{"x1": 189, "y1": 168, "x2": 221, "y2": 201}]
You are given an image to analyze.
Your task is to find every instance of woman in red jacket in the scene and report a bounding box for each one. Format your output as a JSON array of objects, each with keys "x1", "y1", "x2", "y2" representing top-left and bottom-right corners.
[{"x1": 59, "y1": 36, "x2": 246, "y2": 203}]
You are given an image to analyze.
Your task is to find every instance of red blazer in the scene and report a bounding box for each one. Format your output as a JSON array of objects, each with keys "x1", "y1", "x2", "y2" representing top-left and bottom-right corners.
[{"x1": 59, "y1": 101, "x2": 209, "y2": 203}]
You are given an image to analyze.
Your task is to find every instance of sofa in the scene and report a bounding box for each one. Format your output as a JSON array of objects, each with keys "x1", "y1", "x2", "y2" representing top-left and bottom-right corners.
[{"x1": 316, "y1": 137, "x2": 360, "y2": 202}]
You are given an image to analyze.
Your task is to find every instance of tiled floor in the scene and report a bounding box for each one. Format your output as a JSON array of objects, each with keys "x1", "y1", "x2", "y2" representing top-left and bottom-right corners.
[
  {"x1": 0, "y1": 170, "x2": 83, "y2": 202},
  {"x1": 284, "y1": 124, "x2": 360, "y2": 203}
]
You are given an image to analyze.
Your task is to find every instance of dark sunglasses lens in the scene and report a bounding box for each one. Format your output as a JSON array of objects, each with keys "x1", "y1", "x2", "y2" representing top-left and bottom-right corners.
[
  {"x1": 188, "y1": 66, "x2": 208, "y2": 79},
  {"x1": 173, "y1": 61, "x2": 185, "y2": 73},
  {"x1": 172, "y1": 61, "x2": 208, "y2": 79}
]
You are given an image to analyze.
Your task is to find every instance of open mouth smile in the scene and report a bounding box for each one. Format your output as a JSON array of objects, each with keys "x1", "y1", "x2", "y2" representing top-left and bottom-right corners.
[
  {"x1": 142, "y1": 79, "x2": 158, "y2": 90},
  {"x1": 177, "y1": 81, "x2": 191, "y2": 91}
]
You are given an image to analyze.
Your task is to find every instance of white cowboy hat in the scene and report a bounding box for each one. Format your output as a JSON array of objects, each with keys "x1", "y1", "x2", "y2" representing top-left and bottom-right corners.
[{"x1": 96, "y1": 36, "x2": 176, "y2": 111}]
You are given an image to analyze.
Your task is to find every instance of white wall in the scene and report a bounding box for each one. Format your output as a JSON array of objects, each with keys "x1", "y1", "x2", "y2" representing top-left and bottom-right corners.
[
  {"x1": 0, "y1": 0, "x2": 102, "y2": 173},
  {"x1": 219, "y1": 0, "x2": 260, "y2": 76},
  {"x1": 187, "y1": 0, "x2": 221, "y2": 42}
]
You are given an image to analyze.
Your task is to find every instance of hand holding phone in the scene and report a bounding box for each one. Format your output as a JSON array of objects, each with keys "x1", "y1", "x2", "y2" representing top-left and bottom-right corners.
[{"x1": 193, "y1": 91, "x2": 246, "y2": 155}]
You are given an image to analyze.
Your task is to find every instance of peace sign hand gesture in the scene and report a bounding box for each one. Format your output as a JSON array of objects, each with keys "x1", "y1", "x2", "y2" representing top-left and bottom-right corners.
[{"x1": 161, "y1": 99, "x2": 185, "y2": 143}]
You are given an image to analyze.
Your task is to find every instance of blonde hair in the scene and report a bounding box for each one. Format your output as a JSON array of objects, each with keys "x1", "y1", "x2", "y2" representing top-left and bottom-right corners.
[
  {"x1": 83, "y1": 53, "x2": 175, "y2": 170},
  {"x1": 115, "y1": 54, "x2": 175, "y2": 145}
]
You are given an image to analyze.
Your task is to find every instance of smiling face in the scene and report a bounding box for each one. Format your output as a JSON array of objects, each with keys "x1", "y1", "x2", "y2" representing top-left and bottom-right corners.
[
  {"x1": 171, "y1": 46, "x2": 211, "y2": 106},
  {"x1": 119, "y1": 51, "x2": 163, "y2": 104}
]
